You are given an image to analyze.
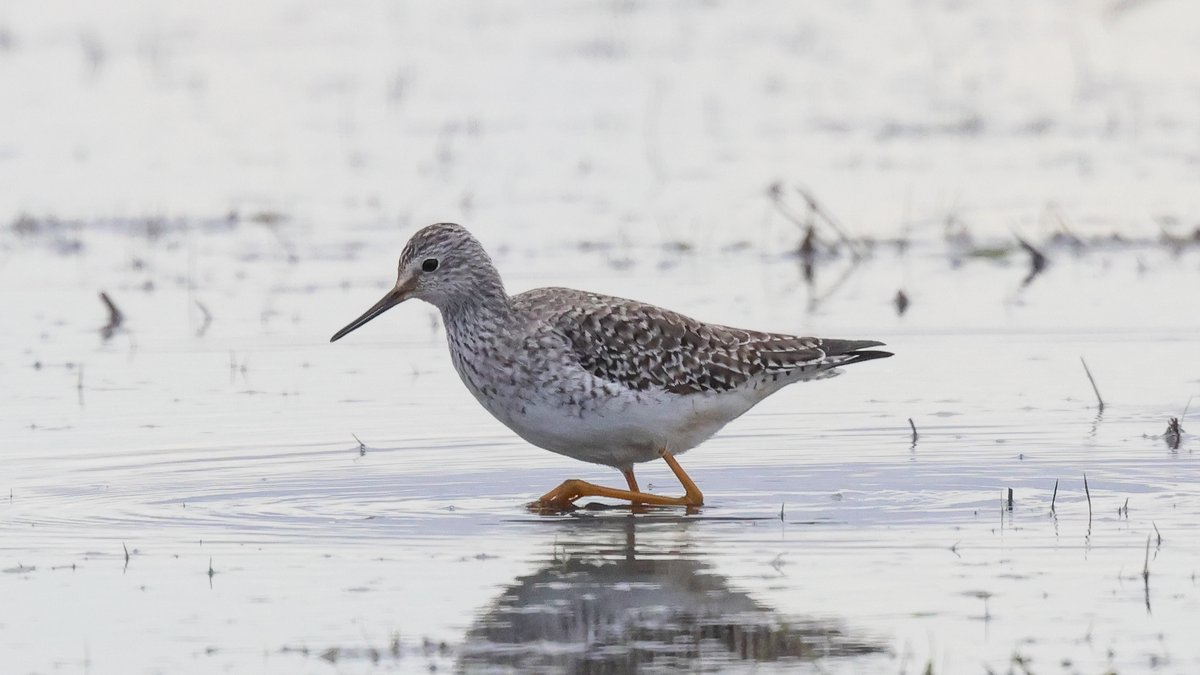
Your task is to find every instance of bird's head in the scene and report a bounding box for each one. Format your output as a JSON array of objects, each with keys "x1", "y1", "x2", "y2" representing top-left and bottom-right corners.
[{"x1": 330, "y1": 222, "x2": 501, "y2": 342}]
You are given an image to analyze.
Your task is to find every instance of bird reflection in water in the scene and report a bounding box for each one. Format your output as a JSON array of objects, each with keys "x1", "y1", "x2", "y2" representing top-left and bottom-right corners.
[{"x1": 459, "y1": 516, "x2": 885, "y2": 673}]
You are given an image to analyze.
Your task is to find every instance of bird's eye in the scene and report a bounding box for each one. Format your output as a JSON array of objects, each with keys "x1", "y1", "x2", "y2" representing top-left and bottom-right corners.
[{"x1": 421, "y1": 258, "x2": 439, "y2": 272}]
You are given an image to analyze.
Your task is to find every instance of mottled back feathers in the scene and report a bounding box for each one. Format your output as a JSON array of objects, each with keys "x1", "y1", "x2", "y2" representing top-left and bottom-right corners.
[{"x1": 516, "y1": 288, "x2": 891, "y2": 395}]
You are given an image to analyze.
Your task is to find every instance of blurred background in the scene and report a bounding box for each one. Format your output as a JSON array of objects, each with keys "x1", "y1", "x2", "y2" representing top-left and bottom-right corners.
[{"x1": 3, "y1": 0, "x2": 1199, "y2": 243}]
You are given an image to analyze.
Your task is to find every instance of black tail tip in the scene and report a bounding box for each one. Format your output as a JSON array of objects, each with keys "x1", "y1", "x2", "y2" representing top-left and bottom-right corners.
[{"x1": 845, "y1": 349, "x2": 893, "y2": 365}]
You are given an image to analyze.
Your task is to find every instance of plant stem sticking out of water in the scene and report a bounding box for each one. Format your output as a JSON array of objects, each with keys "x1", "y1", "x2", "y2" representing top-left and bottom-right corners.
[
  {"x1": 1016, "y1": 236, "x2": 1048, "y2": 286},
  {"x1": 1080, "y1": 357, "x2": 1104, "y2": 412},
  {"x1": 1050, "y1": 479, "x2": 1059, "y2": 515},
  {"x1": 798, "y1": 224, "x2": 817, "y2": 284},
  {"x1": 1164, "y1": 417, "x2": 1182, "y2": 450},
  {"x1": 768, "y1": 183, "x2": 866, "y2": 297},
  {"x1": 793, "y1": 185, "x2": 862, "y2": 261},
  {"x1": 99, "y1": 291, "x2": 124, "y2": 340},
  {"x1": 1083, "y1": 473, "x2": 1093, "y2": 526},
  {"x1": 123, "y1": 542, "x2": 130, "y2": 572},
  {"x1": 353, "y1": 434, "x2": 367, "y2": 456},
  {"x1": 1143, "y1": 534, "x2": 1152, "y2": 613},
  {"x1": 194, "y1": 299, "x2": 213, "y2": 337},
  {"x1": 908, "y1": 418, "x2": 919, "y2": 447},
  {"x1": 1006, "y1": 488, "x2": 1014, "y2": 511}
]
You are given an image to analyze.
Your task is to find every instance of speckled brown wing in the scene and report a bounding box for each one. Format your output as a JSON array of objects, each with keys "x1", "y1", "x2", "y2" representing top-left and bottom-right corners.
[{"x1": 549, "y1": 291, "x2": 889, "y2": 395}]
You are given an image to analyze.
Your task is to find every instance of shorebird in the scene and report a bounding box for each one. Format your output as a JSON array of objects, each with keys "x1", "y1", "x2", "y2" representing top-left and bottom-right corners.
[{"x1": 330, "y1": 223, "x2": 891, "y2": 511}]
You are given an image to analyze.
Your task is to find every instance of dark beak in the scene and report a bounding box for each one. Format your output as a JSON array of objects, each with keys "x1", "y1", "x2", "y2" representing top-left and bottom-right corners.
[{"x1": 329, "y1": 285, "x2": 411, "y2": 342}]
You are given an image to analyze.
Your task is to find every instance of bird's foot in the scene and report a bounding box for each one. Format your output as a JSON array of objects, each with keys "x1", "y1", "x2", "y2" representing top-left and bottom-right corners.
[
  {"x1": 527, "y1": 482, "x2": 582, "y2": 513},
  {"x1": 528, "y1": 472, "x2": 703, "y2": 513}
]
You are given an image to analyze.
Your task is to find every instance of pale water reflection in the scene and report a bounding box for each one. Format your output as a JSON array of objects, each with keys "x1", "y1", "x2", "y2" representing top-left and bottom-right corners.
[{"x1": 461, "y1": 516, "x2": 885, "y2": 673}]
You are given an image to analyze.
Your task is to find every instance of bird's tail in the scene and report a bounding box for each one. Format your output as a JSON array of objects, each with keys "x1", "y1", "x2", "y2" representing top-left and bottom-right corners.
[{"x1": 820, "y1": 339, "x2": 893, "y2": 367}]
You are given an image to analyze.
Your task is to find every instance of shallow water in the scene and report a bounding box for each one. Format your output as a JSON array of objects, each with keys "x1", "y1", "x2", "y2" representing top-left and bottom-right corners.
[
  {"x1": 3, "y1": 218, "x2": 1199, "y2": 673},
  {"x1": 5, "y1": 1, "x2": 1200, "y2": 673}
]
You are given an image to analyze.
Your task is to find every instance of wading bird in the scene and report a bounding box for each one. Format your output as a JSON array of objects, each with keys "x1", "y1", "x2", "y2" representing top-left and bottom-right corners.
[{"x1": 331, "y1": 223, "x2": 890, "y2": 511}]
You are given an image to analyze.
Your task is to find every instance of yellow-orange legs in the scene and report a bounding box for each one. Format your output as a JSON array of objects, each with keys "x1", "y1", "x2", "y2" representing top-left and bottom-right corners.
[{"x1": 531, "y1": 449, "x2": 704, "y2": 512}]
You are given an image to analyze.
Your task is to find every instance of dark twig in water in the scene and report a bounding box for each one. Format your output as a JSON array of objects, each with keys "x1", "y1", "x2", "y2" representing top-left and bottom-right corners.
[
  {"x1": 123, "y1": 542, "x2": 130, "y2": 571},
  {"x1": 99, "y1": 291, "x2": 124, "y2": 340},
  {"x1": 779, "y1": 503, "x2": 784, "y2": 521},
  {"x1": 1118, "y1": 498, "x2": 1129, "y2": 518},
  {"x1": 1016, "y1": 236, "x2": 1048, "y2": 286},
  {"x1": 794, "y1": 185, "x2": 862, "y2": 260},
  {"x1": 799, "y1": 224, "x2": 817, "y2": 284},
  {"x1": 769, "y1": 183, "x2": 821, "y2": 279},
  {"x1": 194, "y1": 299, "x2": 213, "y2": 337},
  {"x1": 894, "y1": 289, "x2": 909, "y2": 316},
  {"x1": 1153, "y1": 522, "x2": 1163, "y2": 546},
  {"x1": 1079, "y1": 357, "x2": 1105, "y2": 412},
  {"x1": 1083, "y1": 473, "x2": 1093, "y2": 524},
  {"x1": 1006, "y1": 488, "x2": 1014, "y2": 511},
  {"x1": 353, "y1": 434, "x2": 367, "y2": 456},
  {"x1": 1164, "y1": 417, "x2": 1182, "y2": 450},
  {"x1": 908, "y1": 418, "x2": 919, "y2": 445},
  {"x1": 1143, "y1": 534, "x2": 1152, "y2": 612},
  {"x1": 768, "y1": 183, "x2": 867, "y2": 308},
  {"x1": 1050, "y1": 479, "x2": 1058, "y2": 514}
]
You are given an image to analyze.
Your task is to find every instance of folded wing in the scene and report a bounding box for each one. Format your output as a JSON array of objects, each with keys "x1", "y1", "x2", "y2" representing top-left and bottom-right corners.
[{"x1": 552, "y1": 293, "x2": 890, "y2": 395}]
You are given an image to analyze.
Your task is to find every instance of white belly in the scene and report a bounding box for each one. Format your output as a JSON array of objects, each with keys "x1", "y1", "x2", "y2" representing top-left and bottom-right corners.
[
  {"x1": 443, "y1": 325, "x2": 804, "y2": 469},
  {"x1": 485, "y1": 385, "x2": 763, "y2": 468}
]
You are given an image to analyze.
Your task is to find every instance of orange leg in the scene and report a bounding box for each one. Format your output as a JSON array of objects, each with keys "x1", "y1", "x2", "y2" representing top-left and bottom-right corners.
[{"x1": 531, "y1": 450, "x2": 704, "y2": 511}]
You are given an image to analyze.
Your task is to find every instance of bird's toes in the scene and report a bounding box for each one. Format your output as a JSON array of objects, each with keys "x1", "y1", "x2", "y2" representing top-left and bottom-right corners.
[{"x1": 526, "y1": 498, "x2": 577, "y2": 514}]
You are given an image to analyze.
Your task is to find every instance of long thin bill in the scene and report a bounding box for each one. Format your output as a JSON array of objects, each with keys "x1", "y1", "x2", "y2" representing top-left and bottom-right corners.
[{"x1": 330, "y1": 288, "x2": 406, "y2": 342}]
